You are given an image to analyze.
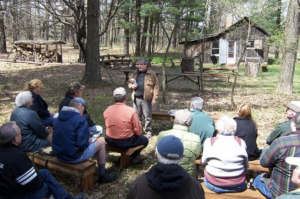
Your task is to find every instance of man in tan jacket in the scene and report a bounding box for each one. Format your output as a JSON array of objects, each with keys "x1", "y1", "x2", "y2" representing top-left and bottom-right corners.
[{"x1": 128, "y1": 57, "x2": 159, "y2": 138}]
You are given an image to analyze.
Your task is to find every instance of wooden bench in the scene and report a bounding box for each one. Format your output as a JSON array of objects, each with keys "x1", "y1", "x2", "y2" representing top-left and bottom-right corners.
[
  {"x1": 27, "y1": 152, "x2": 96, "y2": 191},
  {"x1": 99, "y1": 137, "x2": 144, "y2": 169},
  {"x1": 170, "y1": 57, "x2": 182, "y2": 67},
  {"x1": 200, "y1": 181, "x2": 265, "y2": 199},
  {"x1": 196, "y1": 159, "x2": 269, "y2": 172},
  {"x1": 203, "y1": 73, "x2": 231, "y2": 82}
]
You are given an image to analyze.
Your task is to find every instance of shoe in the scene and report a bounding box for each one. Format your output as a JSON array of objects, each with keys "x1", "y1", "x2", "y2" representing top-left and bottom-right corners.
[
  {"x1": 131, "y1": 156, "x2": 144, "y2": 164},
  {"x1": 98, "y1": 172, "x2": 117, "y2": 183},
  {"x1": 71, "y1": 192, "x2": 87, "y2": 199}
]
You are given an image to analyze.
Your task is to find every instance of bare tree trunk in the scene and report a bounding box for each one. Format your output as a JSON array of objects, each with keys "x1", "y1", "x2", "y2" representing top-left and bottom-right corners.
[
  {"x1": 141, "y1": 16, "x2": 149, "y2": 55},
  {"x1": 274, "y1": 0, "x2": 282, "y2": 59},
  {"x1": 76, "y1": 1, "x2": 86, "y2": 63},
  {"x1": 82, "y1": 0, "x2": 101, "y2": 85},
  {"x1": 276, "y1": 0, "x2": 299, "y2": 94},
  {"x1": 25, "y1": 0, "x2": 33, "y2": 40},
  {"x1": 134, "y1": 0, "x2": 141, "y2": 56},
  {"x1": 0, "y1": 2, "x2": 7, "y2": 53},
  {"x1": 11, "y1": 0, "x2": 19, "y2": 41},
  {"x1": 123, "y1": 7, "x2": 130, "y2": 55},
  {"x1": 147, "y1": 16, "x2": 154, "y2": 55}
]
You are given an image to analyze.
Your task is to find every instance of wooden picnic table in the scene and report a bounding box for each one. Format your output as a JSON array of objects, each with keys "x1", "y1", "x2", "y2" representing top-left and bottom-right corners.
[
  {"x1": 166, "y1": 72, "x2": 202, "y2": 93},
  {"x1": 120, "y1": 69, "x2": 160, "y2": 84}
]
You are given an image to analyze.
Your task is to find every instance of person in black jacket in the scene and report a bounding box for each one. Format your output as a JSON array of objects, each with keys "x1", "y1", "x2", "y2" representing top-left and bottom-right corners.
[
  {"x1": 234, "y1": 104, "x2": 261, "y2": 160},
  {"x1": 58, "y1": 82, "x2": 103, "y2": 134},
  {"x1": 0, "y1": 121, "x2": 87, "y2": 199},
  {"x1": 24, "y1": 79, "x2": 55, "y2": 127}
]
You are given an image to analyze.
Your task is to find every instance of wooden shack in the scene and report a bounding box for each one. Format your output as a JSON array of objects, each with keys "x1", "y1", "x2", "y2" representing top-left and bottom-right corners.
[
  {"x1": 179, "y1": 17, "x2": 270, "y2": 65},
  {"x1": 11, "y1": 40, "x2": 66, "y2": 63}
]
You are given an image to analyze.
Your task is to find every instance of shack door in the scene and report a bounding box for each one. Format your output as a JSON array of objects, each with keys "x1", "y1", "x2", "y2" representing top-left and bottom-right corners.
[{"x1": 227, "y1": 41, "x2": 236, "y2": 64}]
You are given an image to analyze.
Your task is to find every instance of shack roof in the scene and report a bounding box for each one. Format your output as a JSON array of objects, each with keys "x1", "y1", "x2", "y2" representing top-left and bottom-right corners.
[
  {"x1": 179, "y1": 17, "x2": 271, "y2": 44},
  {"x1": 12, "y1": 40, "x2": 66, "y2": 45}
]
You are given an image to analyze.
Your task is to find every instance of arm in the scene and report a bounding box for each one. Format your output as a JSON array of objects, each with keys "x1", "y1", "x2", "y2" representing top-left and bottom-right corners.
[
  {"x1": 260, "y1": 140, "x2": 279, "y2": 168},
  {"x1": 241, "y1": 139, "x2": 249, "y2": 169},
  {"x1": 132, "y1": 112, "x2": 142, "y2": 135},
  {"x1": 266, "y1": 121, "x2": 291, "y2": 145},
  {"x1": 152, "y1": 73, "x2": 159, "y2": 103},
  {"x1": 28, "y1": 111, "x2": 49, "y2": 138},
  {"x1": 201, "y1": 139, "x2": 210, "y2": 165},
  {"x1": 128, "y1": 73, "x2": 137, "y2": 90},
  {"x1": 75, "y1": 118, "x2": 90, "y2": 150}
]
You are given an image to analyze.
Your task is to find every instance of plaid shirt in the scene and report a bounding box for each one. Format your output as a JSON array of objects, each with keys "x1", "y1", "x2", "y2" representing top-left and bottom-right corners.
[{"x1": 260, "y1": 131, "x2": 300, "y2": 198}]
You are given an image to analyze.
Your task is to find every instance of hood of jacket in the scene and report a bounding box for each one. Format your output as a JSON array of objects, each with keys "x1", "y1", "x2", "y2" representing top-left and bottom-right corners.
[
  {"x1": 58, "y1": 107, "x2": 79, "y2": 121},
  {"x1": 145, "y1": 163, "x2": 190, "y2": 191}
]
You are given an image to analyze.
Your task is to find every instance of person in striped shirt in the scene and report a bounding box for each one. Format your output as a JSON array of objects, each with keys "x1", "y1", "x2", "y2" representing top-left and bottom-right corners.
[{"x1": 0, "y1": 121, "x2": 86, "y2": 199}]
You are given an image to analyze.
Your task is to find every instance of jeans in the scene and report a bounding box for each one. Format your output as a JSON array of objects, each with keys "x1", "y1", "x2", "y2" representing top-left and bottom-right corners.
[
  {"x1": 105, "y1": 135, "x2": 149, "y2": 158},
  {"x1": 204, "y1": 177, "x2": 246, "y2": 193},
  {"x1": 133, "y1": 97, "x2": 152, "y2": 133},
  {"x1": 253, "y1": 174, "x2": 274, "y2": 199},
  {"x1": 23, "y1": 169, "x2": 69, "y2": 199},
  {"x1": 62, "y1": 143, "x2": 96, "y2": 164}
]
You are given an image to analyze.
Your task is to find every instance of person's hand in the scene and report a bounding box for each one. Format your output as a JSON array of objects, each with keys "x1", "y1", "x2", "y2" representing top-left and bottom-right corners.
[
  {"x1": 152, "y1": 100, "x2": 157, "y2": 107},
  {"x1": 50, "y1": 112, "x2": 55, "y2": 116}
]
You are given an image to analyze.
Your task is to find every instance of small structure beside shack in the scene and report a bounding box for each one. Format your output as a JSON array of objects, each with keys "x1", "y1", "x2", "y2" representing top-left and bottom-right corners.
[{"x1": 9, "y1": 40, "x2": 66, "y2": 63}]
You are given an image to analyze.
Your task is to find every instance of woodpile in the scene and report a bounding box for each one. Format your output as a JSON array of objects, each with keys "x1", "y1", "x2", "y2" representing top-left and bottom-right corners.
[{"x1": 13, "y1": 46, "x2": 61, "y2": 63}]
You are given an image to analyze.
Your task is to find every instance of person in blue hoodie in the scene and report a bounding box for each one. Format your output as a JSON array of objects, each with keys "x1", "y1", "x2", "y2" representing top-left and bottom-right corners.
[{"x1": 52, "y1": 98, "x2": 116, "y2": 183}]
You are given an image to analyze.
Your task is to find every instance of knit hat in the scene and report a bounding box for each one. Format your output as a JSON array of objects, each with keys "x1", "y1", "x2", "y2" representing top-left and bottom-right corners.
[
  {"x1": 284, "y1": 101, "x2": 300, "y2": 113},
  {"x1": 174, "y1": 109, "x2": 193, "y2": 126},
  {"x1": 286, "y1": 157, "x2": 300, "y2": 167},
  {"x1": 157, "y1": 135, "x2": 184, "y2": 160},
  {"x1": 113, "y1": 87, "x2": 126, "y2": 97},
  {"x1": 73, "y1": 97, "x2": 86, "y2": 106}
]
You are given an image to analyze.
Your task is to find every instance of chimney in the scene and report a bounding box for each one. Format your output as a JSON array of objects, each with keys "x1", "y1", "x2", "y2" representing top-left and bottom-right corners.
[{"x1": 226, "y1": 13, "x2": 233, "y2": 28}]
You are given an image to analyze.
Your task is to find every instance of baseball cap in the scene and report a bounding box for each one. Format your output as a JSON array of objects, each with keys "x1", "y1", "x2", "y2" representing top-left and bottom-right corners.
[
  {"x1": 284, "y1": 101, "x2": 300, "y2": 113},
  {"x1": 174, "y1": 109, "x2": 193, "y2": 126},
  {"x1": 113, "y1": 87, "x2": 126, "y2": 97},
  {"x1": 73, "y1": 97, "x2": 86, "y2": 106},
  {"x1": 157, "y1": 135, "x2": 184, "y2": 160}
]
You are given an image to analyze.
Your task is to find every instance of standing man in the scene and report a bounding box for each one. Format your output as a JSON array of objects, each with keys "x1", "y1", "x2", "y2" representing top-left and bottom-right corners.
[
  {"x1": 128, "y1": 57, "x2": 159, "y2": 138},
  {"x1": 0, "y1": 122, "x2": 86, "y2": 199}
]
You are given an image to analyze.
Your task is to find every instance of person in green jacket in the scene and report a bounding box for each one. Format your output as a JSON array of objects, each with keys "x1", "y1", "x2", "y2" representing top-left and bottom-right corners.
[
  {"x1": 189, "y1": 97, "x2": 215, "y2": 148},
  {"x1": 157, "y1": 109, "x2": 201, "y2": 177},
  {"x1": 266, "y1": 101, "x2": 300, "y2": 145},
  {"x1": 276, "y1": 157, "x2": 300, "y2": 199}
]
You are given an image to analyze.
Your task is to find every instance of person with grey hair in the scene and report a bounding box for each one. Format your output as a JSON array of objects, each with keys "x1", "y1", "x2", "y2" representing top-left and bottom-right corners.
[
  {"x1": 189, "y1": 97, "x2": 215, "y2": 148},
  {"x1": 104, "y1": 87, "x2": 148, "y2": 164},
  {"x1": 52, "y1": 98, "x2": 117, "y2": 183},
  {"x1": 0, "y1": 122, "x2": 87, "y2": 199},
  {"x1": 128, "y1": 57, "x2": 159, "y2": 138},
  {"x1": 202, "y1": 115, "x2": 249, "y2": 193},
  {"x1": 127, "y1": 135, "x2": 205, "y2": 199},
  {"x1": 10, "y1": 91, "x2": 50, "y2": 152},
  {"x1": 157, "y1": 109, "x2": 201, "y2": 177}
]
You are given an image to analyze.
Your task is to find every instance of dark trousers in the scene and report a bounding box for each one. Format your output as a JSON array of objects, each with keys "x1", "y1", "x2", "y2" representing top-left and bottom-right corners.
[{"x1": 105, "y1": 135, "x2": 149, "y2": 159}]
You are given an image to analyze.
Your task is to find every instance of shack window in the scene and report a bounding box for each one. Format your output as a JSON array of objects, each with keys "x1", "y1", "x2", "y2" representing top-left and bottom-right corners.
[
  {"x1": 211, "y1": 41, "x2": 219, "y2": 56},
  {"x1": 247, "y1": 40, "x2": 255, "y2": 49}
]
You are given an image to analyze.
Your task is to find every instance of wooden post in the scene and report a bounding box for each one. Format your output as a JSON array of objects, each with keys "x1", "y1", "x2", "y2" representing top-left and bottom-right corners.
[
  {"x1": 55, "y1": 44, "x2": 58, "y2": 62},
  {"x1": 245, "y1": 62, "x2": 260, "y2": 77},
  {"x1": 60, "y1": 44, "x2": 63, "y2": 63}
]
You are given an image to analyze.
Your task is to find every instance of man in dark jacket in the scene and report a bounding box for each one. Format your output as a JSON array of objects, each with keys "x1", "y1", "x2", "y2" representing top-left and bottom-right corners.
[
  {"x1": 53, "y1": 98, "x2": 116, "y2": 183},
  {"x1": 127, "y1": 135, "x2": 205, "y2": 199},
  {"x1": 0, "y1": 121, "x2": 86, "y2": 199},
  {"x1": 59, "y1": 82, "x2": 102, "y2": 134}
]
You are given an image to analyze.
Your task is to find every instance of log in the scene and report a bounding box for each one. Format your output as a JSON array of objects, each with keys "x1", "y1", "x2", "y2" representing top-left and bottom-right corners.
[
  {"x1": 246, "y1": 62, "x2": 260, "y2": 78},
  {"x1": 180, "y1": 57, "x2": 194, "y2": 73}
]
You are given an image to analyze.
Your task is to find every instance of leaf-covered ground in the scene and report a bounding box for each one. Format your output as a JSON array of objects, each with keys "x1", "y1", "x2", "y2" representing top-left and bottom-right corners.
[{"x1": 0, "y1": 45, "x2": 300, "y2": 198}]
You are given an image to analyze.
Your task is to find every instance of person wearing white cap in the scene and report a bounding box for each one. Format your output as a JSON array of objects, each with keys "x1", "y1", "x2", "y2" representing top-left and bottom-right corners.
[
  {"x1": 266, "y1": 101, "x2": 300, "y2": 145},
  {"x1": 157, "y1": 109, "x2": 201, "y2": 177},
  {"x1": 253, "y1": 112, "x2": 300, "y2": 199},
  {"x1": 127, "y1": 135, "x2": 205, "y2": 199},
  {"x1": 275, "y1": 157, "x2": 300, "y2": 198},
  {"x1": 104, "y1": 87, "x2": 149, "y2": 164}
]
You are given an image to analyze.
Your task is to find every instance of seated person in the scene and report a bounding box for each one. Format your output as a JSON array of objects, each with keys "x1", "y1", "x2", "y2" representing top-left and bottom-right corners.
[
  {"x1": 189, "y1": 97, "x2": 215, "y2": 148},
  {"x1": 127, "y1": 135, "x2": 205, "y2": 199},
  {"x1": 59, "y1": 82, "x2": 102, "y2": 135},
  {"x1": 266, "y1": 101, "x2": 300, "y2": 145},
  {"x1": 253, "y1": 112, "x2": 300, "y2": 199},
  {"x1": 24, "y1": 79, "x2": 55, "y2": 127},
  {"x1": 0, "y1": 122, "x2": 86, "y2": 199},
  {"x1": 276, "y1": 157, "x2": 300, "y2": 199},
  {"x1": 104, "y1": 87, "x2": 148, "y2": 164},
  {"x1": 234, "y1": 104, "x2": 261, "y2": 160},
  {"x1": 10, "y1": 91, "x2": 50, "y2": 152},
  {"x1": 157, "y1": 110, "x2": 201, "y2": 177},
  {"x1": 52, "y1": 98, "x2": 116, "y2": 183},
  {"x1": 202, "y1": 115, "x2": 249, "y2": 193}
]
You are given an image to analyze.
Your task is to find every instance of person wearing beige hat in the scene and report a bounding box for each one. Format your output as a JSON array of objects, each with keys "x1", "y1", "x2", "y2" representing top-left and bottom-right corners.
[
  {"x1": 157, "y1": 109, "x2": 201, "y2": 177},
  {"x1": 266, "y1": 101, "x2": 300, "y2": 145}
]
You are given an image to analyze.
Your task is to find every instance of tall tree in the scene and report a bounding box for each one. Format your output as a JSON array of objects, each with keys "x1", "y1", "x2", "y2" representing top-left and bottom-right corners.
[
  {"x1": 276, "y1": 0, "x2": 300, "y2": 94},
  {"x1": 274, "y1": 0, "x2": 281, "y2": 59},
  {"x1": 134, "y1": 0, "x2": 141, "y2": 56},
  {"x1": 0, "y1": 1, "x2": 7, "y2": 53}
]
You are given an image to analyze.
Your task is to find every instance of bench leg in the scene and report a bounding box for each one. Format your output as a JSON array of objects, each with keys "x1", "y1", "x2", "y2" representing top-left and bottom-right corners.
[
  {"x1": 120, "y1": 154, "x2": 130, "y2": 169},
  {"x1": 79, "y1": 173, "x2": 94, "y2": 191}
]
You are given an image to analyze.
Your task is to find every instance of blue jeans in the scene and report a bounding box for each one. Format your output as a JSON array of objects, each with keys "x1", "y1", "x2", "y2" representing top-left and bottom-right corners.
[
  {"x1": 105, "y1": 135, "x2": 148, "y2": 158},
  {"x1": 253, "y1": 174, "x2": 273, "y2": 199},
  {"x1": 62, "y1": 143, "x2": 96, "y2": 164},
  {"x1": 23, "y1": 169, "x2": 69, "y2": 199},
  {"x1": 204, "y1": 177, "x2": 246, "y2": 193}
]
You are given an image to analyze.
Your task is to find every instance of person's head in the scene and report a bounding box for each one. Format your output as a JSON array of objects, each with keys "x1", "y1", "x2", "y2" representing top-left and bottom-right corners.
[
  {"x1": 190, "y1": 97, "x2": 204, "y2": 110},
  {"x1": 69, "y1": 98, "x2": 86, "y2": 115},
  {"x1": 155, "y1": 135, "x2": 184, "y2": 165},
  {"x1": 23, "y1": 79, "x2": 44, "y2": 94},
  {"x1": 237, "y1": 104, "x2": 253, "y2": 119},
  {"x1": 113, "y1": 87, "x2": 127, "y2": 103},
  {"x1": 285, "y1": 157, "x2": 300, "y2": 187},
  {"x1": 216, "y1": 115, "x2": 237, "y2": 135},
  {"x1": 15, "y1": 91, "x2": 33, "y2": 107},
  {"x1": 0, "y1": 121, "x2": 22, "y2": 146},
  {"x1": 174, "y1": 109, "x2": 193, "y2": 127},
  {"x1": 284, "y1": 101, "x2": 300, "y2": 120},
  {"x1": 291, "y1": 112, "x2": 300, "y2": 132},
  {"x1": 66, "y1": 82, "x2": 85, "y2": 97},
  {"x1": 136, "y1": 57, "x2": 149, "y2": 72}
]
